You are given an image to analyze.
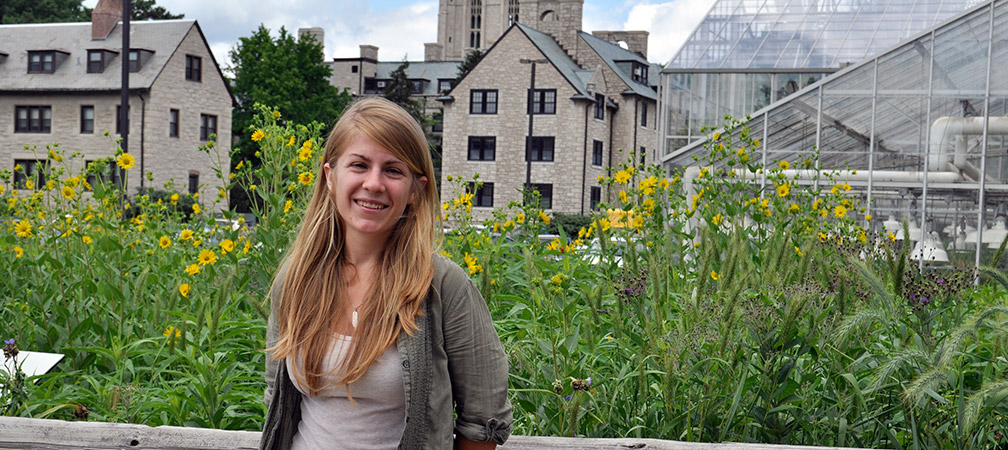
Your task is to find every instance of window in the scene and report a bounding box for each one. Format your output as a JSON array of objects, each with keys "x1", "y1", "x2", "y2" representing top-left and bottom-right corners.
[
  {"x1": 376, "y1": 80, "x2": 388, "y2": 90},
  {"x1": 85, "y1": 160, "x2": 119, "y2": 188},
  {"x1": 185, "y1": 55, "x2": 202, "y2": 82},
  {"x1": 528, "y1": 89, "x2": 556, "y2": 114},
  {"x1": 641, "y1": 103, "x2": 647, "y2": 127},
  {"x1": 594, "y1": 93, "x2": 604, "y2": 119},
  {"x1": 526, "y1": 136, "x2": 554, "y2": 161},
  {"x1": 116, "y1": 104, "x2": 128, "y2": 134},
  {"x1": 351, "y1": 65, "x2": 358, "y2": 73},
  {"x1": 632, "y1": 63, "x2": 648, "y2": 84},
  {"x1": 590, "y1": 186, "x2": 601, "y2": 210},
  {"x1": 467, "y1": 182, "x2": 494, "y2": 207},
  {"x1": 188, "y1": 172, "x2": 199, "y2": 194},
  {"x1": 87, "y1": 50, "x2": 109, "y2": 73},
  {"x1": 469, "y1": 89, "x2": 497, "y2": 114},
  {"x1": 28, "y1": 51, "x2": 55, "y2": 73},
  {"x1": 467, "y1": 136, "x2": 496, "y2": 161},
  {"x1": 128, "y1": 50, "x2": 141, "y2": 72},
  {"x1": 640, "y1": 146, "x2": 646, "y2": 165},
  {"x1": 15, "y1": 106, "x2": 52, "y2": 133},
  {"x1": 200, "y1": 114, "x2": 217, "y2": 141},
  {"x1": 524, "y1": 183, "x2": 552, "y2": 209},
  {"x1": 438, "y1": 79, "x2": 453, "y2": 93},
  {"x1": 410, "y1": 80, "x2": 423, "y2": 94},
  {"x1": 432, "y1": 112, "x2": 443, "y2": 133},
  {"x1": 13, "y1": 159, "x2": 47, "y2": 190},
  {"x1": 81, "y1": 105, "x2": 94, "y2": 134},
  {"x1": 169, "y1": 109, "x2": 179, "y2": 137},
  {"x1": 592, "y1": 140, "x2": 603, "y2": 166}
]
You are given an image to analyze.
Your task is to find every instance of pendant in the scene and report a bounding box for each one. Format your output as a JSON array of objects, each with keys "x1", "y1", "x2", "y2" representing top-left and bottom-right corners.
[{"x1": 351, "y1": 310, "x2": 358, "y2": 328}]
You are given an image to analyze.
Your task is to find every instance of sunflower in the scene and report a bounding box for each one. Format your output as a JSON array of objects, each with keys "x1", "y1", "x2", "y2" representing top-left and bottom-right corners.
[
  {"x1": 197, "y1": 249, "x2": 218, "y2": 266},
  {"x1": 116, "y1": 153, "x2": 136, "y2": 170},
  {"x1": 159, "y1": 236, "x2": 171, "y2": 249},
  {"x1": 15, "y1": 220, "x2": 32, "y2": 238}
]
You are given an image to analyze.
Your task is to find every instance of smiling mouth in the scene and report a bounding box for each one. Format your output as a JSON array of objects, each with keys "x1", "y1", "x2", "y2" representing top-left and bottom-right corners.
[{"x1": 355, "y1": 199, "x2": 388, "y2": 210}]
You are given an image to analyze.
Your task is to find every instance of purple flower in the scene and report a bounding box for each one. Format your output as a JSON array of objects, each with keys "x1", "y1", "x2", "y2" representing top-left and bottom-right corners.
[
  {"x1": 565, "y1": 396, "x2": 572, "y2": 401},
  {"x1": 3, "y1": 338, "x2": 12, "y2": 345}
]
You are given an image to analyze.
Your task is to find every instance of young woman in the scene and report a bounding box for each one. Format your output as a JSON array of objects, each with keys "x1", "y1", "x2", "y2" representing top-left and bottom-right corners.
[{"x1": 260, "y1": 97, "x2": 512, "y2": 450}]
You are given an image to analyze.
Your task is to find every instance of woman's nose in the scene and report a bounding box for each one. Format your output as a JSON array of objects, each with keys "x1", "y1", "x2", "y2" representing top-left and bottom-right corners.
[{"x1": 362, "y1": 168, "x2": 384, "y2": 192}]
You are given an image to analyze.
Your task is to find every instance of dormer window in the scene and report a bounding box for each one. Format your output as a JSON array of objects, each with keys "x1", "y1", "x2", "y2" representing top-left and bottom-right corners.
[
  {"x1": 129, "y1": 49, "x2": 154, "y2": 73},
  {"x1": 28, "y1": 51, "x2": 56, "y2": 73},
  {"x1": 410, "y1": 80, "x2": 423, "y2": 94},
  {"x1": 631, "y1": 62, "x2": 648, "y2": 84},
  {"x1": 87, "y1": 49, "x2": 118, "y2": 73}
]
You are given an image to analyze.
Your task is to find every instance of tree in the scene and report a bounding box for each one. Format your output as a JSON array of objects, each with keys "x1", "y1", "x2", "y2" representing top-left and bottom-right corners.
[
  {"x1": 383, "y1": 60, "x2": 424, "y2": 124},
  {"x1": 0, "y1": 0, "x2": 182, "y2": 24},
  {"x1": 0, "y1": 0, "x2": 89, "y2": 24},
  {"x1": 454, "y1": 49, "x2": 484, "y2": 84},
  {"x1": 228, "y1": 25, "x2": 352, "y2": 209}
]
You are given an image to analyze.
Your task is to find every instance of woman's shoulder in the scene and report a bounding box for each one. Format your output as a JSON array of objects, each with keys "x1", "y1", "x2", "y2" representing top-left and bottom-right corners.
[{"x1": 432, "y1": 252, "x2": 470, "y2": 288}]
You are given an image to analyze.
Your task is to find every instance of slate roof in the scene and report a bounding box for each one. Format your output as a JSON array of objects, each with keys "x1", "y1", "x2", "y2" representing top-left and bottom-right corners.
[
  {"x1": 515, "y1": 23, "x2": 593, "y2": 99},
  {"x1": 577, "y1": 31, "x2": 657, "y2": 100},
  {"x1": 0, "y1": 19, "x2": 230, "y2": 101},
  {"x1": 374, "y1": 61, "x2": 460, "y2": 96}
]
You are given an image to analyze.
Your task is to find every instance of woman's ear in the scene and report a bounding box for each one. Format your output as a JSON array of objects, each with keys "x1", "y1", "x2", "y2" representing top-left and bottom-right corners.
[
  {"x1": 411, "y1": 176, "x2": 428, "y2": 204},
  {"x1": 323, "y1": 163, "x2": 335, "y2": 193}
]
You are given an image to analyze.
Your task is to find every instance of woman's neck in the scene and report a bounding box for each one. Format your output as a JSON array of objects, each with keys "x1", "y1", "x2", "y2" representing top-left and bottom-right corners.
[{"x1": 342, "y1": 230, "x2": 388, "y2": 269}]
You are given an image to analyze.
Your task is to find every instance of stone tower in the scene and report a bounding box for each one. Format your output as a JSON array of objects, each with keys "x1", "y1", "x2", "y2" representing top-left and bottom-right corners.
[{"x1": 426, "y1": 0, "x2": 583, "y2": 62}]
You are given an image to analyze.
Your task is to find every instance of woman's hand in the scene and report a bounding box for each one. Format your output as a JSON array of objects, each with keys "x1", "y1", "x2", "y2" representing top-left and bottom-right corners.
[{"x1": 455, "y1": 437, "x2": 496, "y2": 450}]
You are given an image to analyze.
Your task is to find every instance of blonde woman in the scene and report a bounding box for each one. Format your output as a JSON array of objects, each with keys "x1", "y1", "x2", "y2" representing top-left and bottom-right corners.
[{"x1": 260, "y1": 97, "x2": 511, "y2": 450}]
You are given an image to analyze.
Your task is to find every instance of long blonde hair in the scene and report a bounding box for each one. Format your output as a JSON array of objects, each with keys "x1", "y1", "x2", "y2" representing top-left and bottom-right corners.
[{"x1": 269, "y1": 97, "x2": 439, "y2": 394}]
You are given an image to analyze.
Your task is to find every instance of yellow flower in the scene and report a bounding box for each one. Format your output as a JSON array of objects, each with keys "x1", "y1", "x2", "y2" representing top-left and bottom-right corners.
[
  {"x1": 163, "y1": 326, "x2": 182, "y2": 344},
  {"x1": 888, "y1": 231, "x2": 896, "y2": 242},
  {"x1": 550, "y1": 274, "x2": 564, "y2": 285},
  {"x1": 15, "y1": 220, "x2": 32, "y2": 237},
  {"x1": 197, "y1": 248, "x2": 218, "y2": 266},
  {"x1": 185, "y1": 263, "x2": 200, "y2": 276},
  {"x1": 159, "y1": 236, "x2": 171, "y2": 249},
  {"x1": 82, "y1": 235, "x2": 92, "y2": 245},
  {"x1": 538, "y1": 210, "x2": 550, "y2": 224},
  {"x1": 865, "y1": 214, "x2": 873, "y2": 221},
  {"x1": 778, "y1": 160, "x2": 789, "y2": 170},
  {"x1": 179, "y1": 229, "x2": 194, "y2": 241},
  {"x1": 273, "y1": 110, "x2": 281, "y2": 119},
  {"x1": 788, "y1": 203, "x2": 800, "y2": 214},
  {"x1": 298, "y1": 146, "x2": 312, "y2": 161},
  {"x1": 834, "y1": 205, "x2": 847, "y2": 218},
  {"x1": 251, "y1": 129, "x2": 265, "y2": 142},
  {"x1": 753, "y1": 139, "x2": 761, "y2": 147},
  {"x1": 776, "y1": 183, "x2": 790, "y2": 197},
  {"x1": 178, "y1": 283, "x2": 190, "y2": 298},
  {"x1": 284, "y1": 200, "x2": 293, "y2": 214},
  {"x1": 298, "y1": 171, "x2": 314, "y2": 186},
  {"x1": 61, "y1": 185, "x2": 75, "y2": 199},
  {"x1": 619, "y1": 190, "x2": 629, "y2": 204},
  {"x1": 858, "y1": 230, "x2": 867, "y2": 243},
  {"x1": 463, "y1": 252, "x2": 482, "y2": 275},
  {"x1": 760, "y1": 198, "x2": 769, "y2": 208},
  {"x1": 14, "y1": 246, "x2": 23, "y2": 258},
  {"x1": 516, "y1": 213, "x2": 525, "y2": 224},
  {"x1": 25, "y1": 180, "x2": 35, "y2": 190},
  {"x1": 116, "y1": 153, "x2": 136, "y2": 170},
  {"x1": 711, "y1": 214, "x2": 723, "y2": 226},
  {"x1": 710, "y1": 270, "x2": 720, "y2": 280},
  {"x1": 220, "y1": 239, "x2": 235, "y2": 254},
  {"x1": 842, "y1": 183, "x2": 851, "y2": 191},
  {"x1": 614, "y1": 169, "x2": 631, "y2": 185},
  {"x1": 818, "y1": 232, "x2": 828, "y2": 243},
  {"x1": 599, "y1": 218, "x2": 611, "y2": 231},
  {"x1": 794, "y1": 246, "x2": 803, "y2": 257},
  {"x1": 192, "y1": 203, "x2": 202, "y2": 215}
]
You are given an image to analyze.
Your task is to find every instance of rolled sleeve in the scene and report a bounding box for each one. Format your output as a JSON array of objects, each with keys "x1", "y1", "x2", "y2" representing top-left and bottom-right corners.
[{"x1": 441, "y1": 266, "x2": 513, "y2": 444}]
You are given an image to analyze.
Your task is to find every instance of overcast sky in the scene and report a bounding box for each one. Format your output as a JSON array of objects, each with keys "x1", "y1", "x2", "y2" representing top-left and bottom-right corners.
[{"x1": 83, "y1": 0, "x2": 715, "y2": 70}]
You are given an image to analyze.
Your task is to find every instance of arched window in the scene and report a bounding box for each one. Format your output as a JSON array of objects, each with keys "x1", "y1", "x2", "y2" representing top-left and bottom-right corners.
[
  {"x1": 508, "y1": 0, "x2": 519, "y2": 26},
  {"x1": 470, "y1": 0, "x2": 483, "y2": 49}
]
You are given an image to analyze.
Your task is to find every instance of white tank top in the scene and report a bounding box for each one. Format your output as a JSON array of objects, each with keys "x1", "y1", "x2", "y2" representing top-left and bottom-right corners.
[{"x1": 287, "y1": 334, "x2": 406, "y2": 450}]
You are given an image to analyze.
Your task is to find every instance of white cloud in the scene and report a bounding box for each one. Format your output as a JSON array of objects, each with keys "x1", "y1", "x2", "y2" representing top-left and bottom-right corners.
[{"x1": 624, "y1": 0, "x2": 715, "y2": 65}]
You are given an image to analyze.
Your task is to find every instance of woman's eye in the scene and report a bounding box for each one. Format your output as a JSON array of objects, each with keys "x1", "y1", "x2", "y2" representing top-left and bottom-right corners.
[
  {"x1": 385, "y1": 167, "x2": 404, "y2": 176},
  {"x1": 350, "y1": 162, "x2": 367, "y2": 169}
]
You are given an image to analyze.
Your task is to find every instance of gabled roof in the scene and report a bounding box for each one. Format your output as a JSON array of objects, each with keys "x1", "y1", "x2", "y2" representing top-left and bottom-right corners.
[
  {"x1": 0, "y1": 19, "x2": 233, "y2": 104},
  {"x1": 577, "y1": 31, "x2": 657, "y2": 100},
  {"x1": 515, "y1": 23, "x2": 593, "y2": 99},
  {"x1": 374, "y1": 61, "x2": 459, "y2": 96}
]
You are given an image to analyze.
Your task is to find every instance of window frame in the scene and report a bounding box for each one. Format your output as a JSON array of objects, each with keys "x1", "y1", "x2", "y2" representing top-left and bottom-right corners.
[
  {"x1": 185, "y1": 54, "x2": 202, "y2": 82},
  {"x1": 592, "y1": 140, "x2": 603, "y2": 166},
  {"x1": 467, "y1": 182, "x2": 494, "y2": 207},
  {"x1": 528, "y1": 88, "x2": 556, "y2": 115},
  {"x1": 469, "y1": 89, "x2": 498, "y2": 114},
  {"x1": 15, "y1": 105, "x2": 52, "y2": 133},
  {"x1": 169, "y1": 108, "x2": 180, "y2": 138},
  {"x1": 13, "y1": 159, "x2": 48, "y2": 190},
  {"x1": 81, "y1": 105, "x2": 94, "y2": 134},
  {"x1": 594, "y1": 93, "x2": 605, "y2": 120},
  {"x1": 641, "y1": 103, "x2": 647, "y2": 127},
  {"x1": 200, "y1": 114, "x2": 217, "y2": 141},
  {"x1": 188, "y1": 172, "x2": 199, "y2": 195},
  {"x1": 438, "y1": 79, "x2": 453, "y2": 93},
  {"x1": 526, "y1": 136, "x2": 555, "y2": 162},
  {"x1": 590, "y1": 186, "x2": 601, "y2": 210},
  {"x1": 87, "y1": 50, "x2": 108, "y2": 73},
  {"x1": 128, "y1": 49, "x2": 141, "y2": 72},
  {"x1": 467, "y1": 136, "x2": 496, "y2": 161},
  {"x1": 28, "y1": 51, "x2": 56, "y2": 73},
  {"x1": 524, "y1": 183, "x2": 553, "y2": 209}
]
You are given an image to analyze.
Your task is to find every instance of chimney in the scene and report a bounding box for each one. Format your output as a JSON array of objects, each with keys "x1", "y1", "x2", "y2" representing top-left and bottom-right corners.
[
  {"x1": 91, "y1": 0, "x2": 123, "y2": 40},
  {"x1": 298, "y1": 27, "x2": 325, "y2": 54}
]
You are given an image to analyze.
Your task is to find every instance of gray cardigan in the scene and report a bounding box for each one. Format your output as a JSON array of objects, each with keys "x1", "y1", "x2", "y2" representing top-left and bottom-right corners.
[{"x1": 260, "y1": 254, "x2": 512, "y2": 449}]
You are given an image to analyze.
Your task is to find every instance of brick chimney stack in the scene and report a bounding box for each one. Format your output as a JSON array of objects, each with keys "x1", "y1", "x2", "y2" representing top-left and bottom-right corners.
[{"x1": 92, "y1": 0, "x2": 123, "y2": 40}]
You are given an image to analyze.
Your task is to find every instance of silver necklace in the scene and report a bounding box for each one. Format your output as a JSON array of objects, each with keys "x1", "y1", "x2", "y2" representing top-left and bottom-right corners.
[{"x1": 350, "y1": 299, "x2": 363, "y2": 328}]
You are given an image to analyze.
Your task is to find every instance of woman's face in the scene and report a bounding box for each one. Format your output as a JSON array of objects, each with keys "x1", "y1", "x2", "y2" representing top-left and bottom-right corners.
[{"x1": 323, "y1": 134, "x2": 427, "y2": 243}]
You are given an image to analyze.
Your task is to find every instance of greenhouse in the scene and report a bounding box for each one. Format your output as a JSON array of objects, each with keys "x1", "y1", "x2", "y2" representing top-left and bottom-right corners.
[
  {"x1": 660, "y1": 0, "x2": 1008, "y2": 267},
  {"x1": 659, "y1": 0, "x2": 976, "y2": 152}
]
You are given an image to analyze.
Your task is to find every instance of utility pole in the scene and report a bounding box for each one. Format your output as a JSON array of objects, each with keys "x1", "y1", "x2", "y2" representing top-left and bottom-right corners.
[
  {"x1": 119, "y1": 0, "x2": 131, "y2": 188},
  {"x1": 520, "y1": 58, "x2": 548, "y2": 202}
]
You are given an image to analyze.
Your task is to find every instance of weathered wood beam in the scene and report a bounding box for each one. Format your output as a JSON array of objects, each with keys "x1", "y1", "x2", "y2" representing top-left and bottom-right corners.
[{"x1": 0, "y1": 417, "x2": 871, "y2": 450}]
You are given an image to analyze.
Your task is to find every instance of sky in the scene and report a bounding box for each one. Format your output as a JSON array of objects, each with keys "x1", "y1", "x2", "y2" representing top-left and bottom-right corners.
[{"x1": 83, "y1": 0, "x2": 716, "y2": 70}]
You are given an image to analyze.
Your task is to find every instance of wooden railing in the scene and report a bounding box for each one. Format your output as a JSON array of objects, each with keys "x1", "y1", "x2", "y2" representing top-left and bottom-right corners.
[{"x1": 0, "y1": 416, "x2": 865, "y2": 449}]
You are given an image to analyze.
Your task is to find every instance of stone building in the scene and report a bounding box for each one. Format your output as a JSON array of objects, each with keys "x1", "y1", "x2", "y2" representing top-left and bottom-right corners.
[
  {"x1": 0, "y1": 0, "x2": 234, "y2": 202},
  {"x1": 439, "y1": 22, "x2": 660, "y2": 217}
]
